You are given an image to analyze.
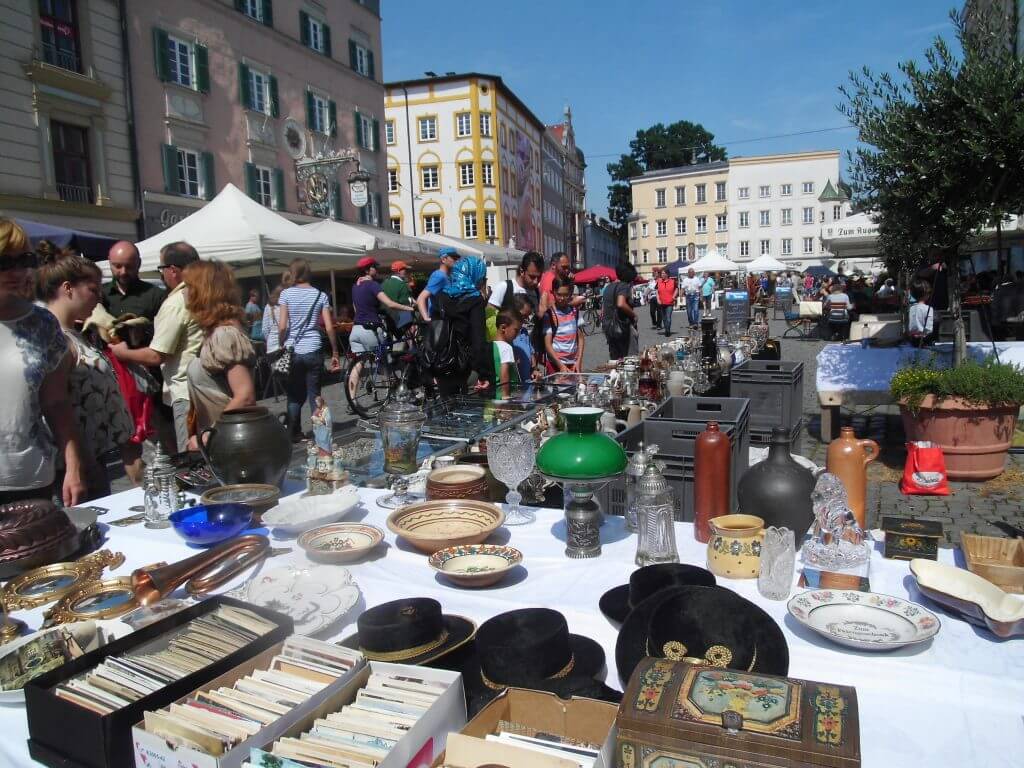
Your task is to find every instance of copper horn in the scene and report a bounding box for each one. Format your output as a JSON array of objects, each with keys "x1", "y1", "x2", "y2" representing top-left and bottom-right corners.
[{"x1": 131, "y1": 534, "x2": 270, "y2": 605}]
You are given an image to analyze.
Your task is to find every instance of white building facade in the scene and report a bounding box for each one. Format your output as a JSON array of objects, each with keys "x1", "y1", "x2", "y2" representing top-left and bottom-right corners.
[{"x1": 727, "y1": 151, "x2": 850, "y2": 269}]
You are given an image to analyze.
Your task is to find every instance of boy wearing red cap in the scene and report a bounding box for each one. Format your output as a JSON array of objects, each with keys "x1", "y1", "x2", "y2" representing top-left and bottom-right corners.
[{"x1": 382, "y1": 260, "x2": 412, "y2": 330}]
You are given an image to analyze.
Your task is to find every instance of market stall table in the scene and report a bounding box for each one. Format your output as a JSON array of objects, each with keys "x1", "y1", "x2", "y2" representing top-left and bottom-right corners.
[{"x1": 2, "y1": 486, "x2": 1023, "y2": 766}]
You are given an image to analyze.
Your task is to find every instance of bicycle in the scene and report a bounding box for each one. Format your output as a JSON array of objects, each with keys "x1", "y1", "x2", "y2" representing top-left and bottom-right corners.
[
  {"x1": 581, "y1": 292, "x2": 602, "y2": 336},
  {"x1": 344, "y1": 317, "x2": 433, "y2": 418}
]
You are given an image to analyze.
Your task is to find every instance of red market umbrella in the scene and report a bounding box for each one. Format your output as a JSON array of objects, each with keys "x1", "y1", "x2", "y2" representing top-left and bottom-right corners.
[{"x1": 573, "y1": 265, "x2": 617, "y2": 284}]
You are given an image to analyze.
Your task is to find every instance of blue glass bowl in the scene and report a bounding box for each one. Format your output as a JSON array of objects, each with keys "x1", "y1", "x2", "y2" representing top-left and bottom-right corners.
[{"x1": 169, "y1": 503, "x2": 253, "y2": 547}]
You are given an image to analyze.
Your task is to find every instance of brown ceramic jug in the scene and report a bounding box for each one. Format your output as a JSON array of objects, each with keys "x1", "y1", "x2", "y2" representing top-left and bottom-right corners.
[
  {"x1": 694, "y1": 421, "x2": 730, "y2": 543},
  {"x1": 826, "y1": 427, "x2": 879, "y2": 529}
]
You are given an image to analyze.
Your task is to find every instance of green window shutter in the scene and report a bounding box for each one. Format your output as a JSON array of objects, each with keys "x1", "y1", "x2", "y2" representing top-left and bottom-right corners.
[
  {"x1": 305, "y1": 90, "x2": 315, "y2": 129},
  {"x1": 299, "y1": 11, "x2": 310, "y2": 45},
  {"x1": 354, "y1": 111, "x2": 363, "y2": 148},
  {"x1": 234, "y1": 0, "x2": 244, "y2": 11},
  {"x1": 323, "y1": 25, "x2": 332, "y2": 57},
  {"x1": 367, "y1": 50, "x2": 375, "y2": 80},
  {"x1": 359, "y1": 201, "x2": 367, "y2": 225},
  {"x1": 201, "y1": 152, "x2": 215, "y2": 200},
  {"x1": 330, "y1": 182, "x2": 341, "y2": 221},
  {"x1": 244, "y1": 162, "x2": 258, "y2": 200},
  {"x1": 272, "y1": 168, "x2": 285, "y2": 211},
  {"x1": 152, "y1": 28, "x2": 170, "y2": 81},
  {"x1": 194, "y1": 44, "x2": 210, "y2": 92},
  {"x1": 372, "y1": 119, "x2": 380, "y2": 152},
  {"x1": 268, "y1": 75, "x2": 279, "y2": 118},
  {"x1": 348, "y1": 39, "x2": 357, "y2": 69},
  {"x1": 328, "y1": 100, "x2": 337, "y2": 137},
  {"x1": 161, "y1": 144, "x2": 178, "y2": 193},
  {"x1": 374, "y1": 193, "x2": 382, "y2": 226},
  {"x1": 262, "y1": 0, "x2": 273, "y2": 27},
  {"x1": 238, "y1": 63, "x2": 251, "y2": 109}
]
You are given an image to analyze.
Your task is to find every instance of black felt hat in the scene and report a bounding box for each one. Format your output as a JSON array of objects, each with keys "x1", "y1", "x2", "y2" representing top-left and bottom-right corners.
[
  {"x1": 461, "y1": 608, "x2": 609, "y2": 716},
  {"x1": 615, "y1": 585, "x2": 789, "y2": 687},
  {"x1": 599, "y1": 564, "x2": 717, "y2": 625},
  {"x1": 339, "y1": 597, "x2": 475, "y2": 666}
]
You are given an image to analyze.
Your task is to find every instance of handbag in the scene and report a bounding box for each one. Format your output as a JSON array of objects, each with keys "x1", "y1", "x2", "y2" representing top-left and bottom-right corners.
[{"x1": 273, "y1": 290, "x2": 323, "y2": 375}]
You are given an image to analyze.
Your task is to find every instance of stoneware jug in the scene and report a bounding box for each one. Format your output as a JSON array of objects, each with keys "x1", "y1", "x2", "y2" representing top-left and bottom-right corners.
[
  {"x1": 693, "y1": 421, "x2": 731, "y2": 543},
  {"x1": 826, "y1": 427, "x2": 879, "y2": 530},
  {"x1": 706, "y1": 514, "x2": 765, "y2": 579},
  {"x1": 198, "y1": 406, "x2": 291, "y2": 487},
  {"x1": 736, "y1": 426, "x2": 816, "y2": 538}
]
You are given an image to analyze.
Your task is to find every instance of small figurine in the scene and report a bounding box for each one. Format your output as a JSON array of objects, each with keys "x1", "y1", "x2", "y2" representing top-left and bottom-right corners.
[
  {"x1": 802, "y1": 472, "x2": 870, "y2": 570},
  {"x1": 310, "y1": 396, "x2": 333, "y2": 458}
]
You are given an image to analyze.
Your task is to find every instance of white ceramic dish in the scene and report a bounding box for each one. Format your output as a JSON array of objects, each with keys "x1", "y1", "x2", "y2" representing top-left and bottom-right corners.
[
  {"x1": 0, "y1": 619, "x2": 132, "y2": 704},
  {"x1": 261, "y1": 486, "x2": 361, "y2": 535},
  {"x1": 910, "y1": 558, "x2": 1024, "y2": 638},
  {"x1": 238, "y1": 564, "x2": 360, "y2": 636},
  {"x1": 787, "y1": 589, "x2": 940, "y2": 651}
]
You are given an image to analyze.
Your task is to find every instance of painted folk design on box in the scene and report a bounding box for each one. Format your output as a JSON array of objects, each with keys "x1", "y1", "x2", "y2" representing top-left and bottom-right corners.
[
  {"x1": 634, "y1": 659, "x2": 678, "y2": 712},
  {"x1": 671, "y1": 669, "x2": 802, "y2": 740},
  {"x1": 811, "y1": 684, "x2": 847, "y2": 747}
]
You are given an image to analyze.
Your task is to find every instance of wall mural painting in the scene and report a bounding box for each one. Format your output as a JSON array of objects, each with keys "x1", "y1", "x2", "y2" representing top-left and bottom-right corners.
[{"x1": 514, "y1": 132, "x2": 536, "y2": 250}]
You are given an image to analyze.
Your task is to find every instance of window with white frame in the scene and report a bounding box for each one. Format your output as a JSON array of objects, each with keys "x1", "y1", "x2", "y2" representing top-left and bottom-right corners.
[
  {"x1": 759, "y1": 185, "x2": 770, "y2": 199},
  {"x1": 459, "y1": 162, "x2": 474, "y2": 186},
  {"x1": 717, "y1": 243, "x2": 728, "y2": 258},
  {"x1": 462, "y1": 212, "x2": 477, "y2": 238},
  {"x1": 803, "y1": 237, "x2": 814, "y2": 254},
  {"x1": 456, "y1": 112, "x2": 472, "y2": 137},
  {"x1": 387, "y1": 168, "x2": 399, "y2": 192},
  {"x1": 484, "y1": 211, "x2": 496, "y2": 240},
  {"x1": 696, "y1": 244, "x2": 707, "y2": 259},
  {"x1": 629, "y1": 223, "x2": 637, "y2": 239},
  {"x1": 759, "y1": 210, "x2": 770, "y2": 226},
  {"x1": 306, "y1": 16, "x2": 324, "y2": 52},
  {"x1": 481, "y1": 162, "x2": 493, "y2": 186},
  {"x1": 781, "y1": 208, "x2": 792, "y2": 225},
  {"x1": 696, "y1": 215, "x2": 707, "y2": 233},
  {"x1": 760, "y1": 239, "x2": 771, "y2": 256},
  {"x1": 739, "y1": 241, "x2": 750, "y2": 257},
  {"x1": 715, "y1": 181, "x2": 727, "y2": 201},
  {"x1": 656, "y1": 219, "x2": 667, "y2": 237},
  {"x1": 781, "y1": 183, "x2": 792, "y2": 196},
  {"x1": 676, "y1": 246, "x2": 685, "y2": 260},
  {"x1": 642, "y1": 250, "x2": 649, "y2": 264},
  {"x1": 421, "y1": 165, "x2": 439, "y2": 190},
  {"x1": 781, "y1": 238, "x2": 792, "y2": 255},
  {"x1": 353, "y1": 43, "x2": 371, "y2": 77},
  {"x1": 655, "y1": 188, "x2": 666, "y2": 208},
  {"x1": 675, "y1": 218, "x2": 686, "y2": 235},
  {"x1": 716, "y1": 213, "x2": 727, "y2": 232},
  {"x1": 311, "y1": 93, "x2": 330, "y2": 134},
  {"x1": 833, "y1": 204, "x2": 841, "y2": 220},
  {"x1": 802, "y1": 207, "x2": 814, "y2": 224},
  {"x1": 385, "y1": 120, "x2": 395, "y2": 144},
  {"x1": 737, "y1": 186, "x2": 749, "y2": 200},
  {"x1": 254, "y1": 165, "x2": 273, "y2": 207},
  {"x1": 248, "y1": 68, "x2": 268, "y2": 113},
  {"x1": 176, "y1": 148, "x2": 200, "y2": 197},
  {"x1": 657, "y1": 247, "x2": 668, "y2": 263},
  {"x1": 738, "y1": 211, "x2": 749, "y2": 228},
  {"x1": 390, "y1": 217, "x2": 401, "y2": 233},
  {"x1": 167, "y1": 36, "x2": 194, "y2": 87},
  {"x1": 801, "y1": 181, "x2": 814, "y2": 194},
  {"x1": 674, "y1": 186, "x2": 685, "y2": 205},
  {"x1": 243, "y1": 0, "x2": 263, "y2": 22},
  {"x1": 423, "y1": 214, "x2": 441, "y2": 234},
  {"x1": 479, "y1": 112, "x2": 491, "y2": 137},
  {"x1": 631, "y1": 250, "x2": 638, "y2": 262},
  {"x1": 820, "y1": 209, "x2": 826, "y2": 223},
  {"x1": 695, "y1": 183, "x2": 706, "y2": 203},
  {"x1": 641, "y1": 222, "x2": 648, "y2": 237},
  {"x1": 358, "y1": 113, "x2": 375, "y2": 150},
  {"x1": 418, "y1": 116, "x2": 437, "y2": 141}
]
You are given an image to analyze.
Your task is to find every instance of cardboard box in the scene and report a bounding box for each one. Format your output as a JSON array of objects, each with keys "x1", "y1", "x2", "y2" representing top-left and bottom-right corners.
[
  {"x1": 441, "y1": 732, "x2": 579, "y2": 768},
  {"x1": 248, "y1": 660, "x2": 465, "y2": 768},
  {"x1": 25, "y1": 596, "x2": 292, "y2": 768},
  {"x1": 131, "y1": 641, "x2": 367, "y2": 768}
]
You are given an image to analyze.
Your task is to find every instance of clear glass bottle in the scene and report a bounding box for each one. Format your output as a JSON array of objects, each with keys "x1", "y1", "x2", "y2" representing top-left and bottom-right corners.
[
  {"x1": 634, "y1": 461, "x2": 679, "y2": 566},
  {"x1": 144, "y1": 444, "x2": 178, "y2": 529},
  {"x1": 624, "y1": 443, "x2": 658, "y2": 533}
]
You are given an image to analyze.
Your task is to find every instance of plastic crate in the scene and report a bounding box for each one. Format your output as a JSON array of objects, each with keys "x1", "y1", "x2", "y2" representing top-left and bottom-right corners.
[
  {"x1": 750, "y1": 419, "x2": 805, "y2": 456},
  {"x1": 729, "y1": 360, "x2": 804, "y2": 432}
]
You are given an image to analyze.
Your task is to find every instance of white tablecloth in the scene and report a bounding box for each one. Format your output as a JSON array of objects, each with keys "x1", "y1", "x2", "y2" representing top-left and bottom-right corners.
[{"x1": 3, "y1": 487, "x2": 1024, "y2": 766}]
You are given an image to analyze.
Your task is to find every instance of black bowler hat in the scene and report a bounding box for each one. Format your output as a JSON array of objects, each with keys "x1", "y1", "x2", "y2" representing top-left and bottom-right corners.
[
  {"x1": 461, "y1": 608, "x2": 611, "y2": 716},
  {"x1": 339, "y1": 598, "x2": 475, "y2": 666},
  {"x1": 599, "y1": 564, "x2": 716, "y2": 625},
  {"x1": 615, "y1": 585, "x2": 789, "y2": 687}
]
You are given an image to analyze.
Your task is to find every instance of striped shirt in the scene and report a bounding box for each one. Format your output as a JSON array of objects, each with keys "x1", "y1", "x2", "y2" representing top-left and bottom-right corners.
[
  {"x1": 279, "y1": 286, "x2": 328, "y2": 354},
  {"x1": 545, "y1": 306, "x2": 579, "y2": 365}
]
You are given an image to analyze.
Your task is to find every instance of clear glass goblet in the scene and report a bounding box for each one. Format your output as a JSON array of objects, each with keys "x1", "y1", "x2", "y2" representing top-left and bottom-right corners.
[{"x1": 487, "y1": 429, "x2": 536, "y2": 525}]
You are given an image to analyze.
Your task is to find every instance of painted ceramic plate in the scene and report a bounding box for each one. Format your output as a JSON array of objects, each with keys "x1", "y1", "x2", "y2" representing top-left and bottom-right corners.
[
  {"x1": 428, "y1": 544, "x2": 523, "y2": 588},
  {"x1": 262, "y1": 487, "x2": 361, "y2": 535},
  {"x1": 787, "y1": 589, "x2": 940, "y2": 651},
  {"x1": 298, "y1": 523, "x2": 385, "y2": 564},
  {"x1": 239, "y1": 564, "x2": 360, "y2": 636},
  {"x1": 0, "y1": 620, "x2": 132, "y2": 704}
]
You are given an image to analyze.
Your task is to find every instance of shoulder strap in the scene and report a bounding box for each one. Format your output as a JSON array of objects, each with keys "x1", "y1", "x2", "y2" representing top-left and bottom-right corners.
[{"x1": 293, "y1": 289, "x2": 323, "y2": 339}]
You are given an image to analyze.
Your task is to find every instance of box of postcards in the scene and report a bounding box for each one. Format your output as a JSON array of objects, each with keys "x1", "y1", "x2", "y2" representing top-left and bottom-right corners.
[
  {"x1": 245, "y1": 660, "x2": 465, "y2": 767},
  {"x1": 131, "y1": 635, "x2": 366, "y2": 768},
  {"x1": 25, "y1": 596, "x2": 292, "y2": 768}
]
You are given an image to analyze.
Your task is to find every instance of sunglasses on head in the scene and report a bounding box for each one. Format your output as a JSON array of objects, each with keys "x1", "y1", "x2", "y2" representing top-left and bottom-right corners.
[{"x1": 0, "y1": 253, "x2": 38, "y2": 271}]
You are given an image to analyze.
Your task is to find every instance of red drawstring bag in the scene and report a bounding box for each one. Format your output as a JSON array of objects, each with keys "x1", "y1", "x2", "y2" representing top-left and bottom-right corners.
[
  {"x1": 900, "y1": 441, "x2": 950, "y2": 496},
  {"x1": 105, "y1": 349, "x2": 154, "y2": 445}
]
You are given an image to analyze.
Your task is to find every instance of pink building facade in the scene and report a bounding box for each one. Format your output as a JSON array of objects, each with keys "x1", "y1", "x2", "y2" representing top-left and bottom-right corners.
[{"x1": 126, "y1": 0, "x2": 385, "y2": 236}]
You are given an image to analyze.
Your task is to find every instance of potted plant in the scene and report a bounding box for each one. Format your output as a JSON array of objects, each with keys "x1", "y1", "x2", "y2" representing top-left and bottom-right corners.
[{"x1": 891, "y1": 358, "x2": 1024, "y2": 480}]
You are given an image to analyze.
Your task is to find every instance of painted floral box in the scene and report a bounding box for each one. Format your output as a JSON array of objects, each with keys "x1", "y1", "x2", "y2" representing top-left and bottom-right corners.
[{"x1": 615, "y1": 658, "x2": 860, "y2": 768}]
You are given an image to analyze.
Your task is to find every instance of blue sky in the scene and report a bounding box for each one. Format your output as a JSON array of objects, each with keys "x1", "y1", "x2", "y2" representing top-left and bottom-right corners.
[{"x1": 382, "y1": 1, "x2": 958, "y2": 216}]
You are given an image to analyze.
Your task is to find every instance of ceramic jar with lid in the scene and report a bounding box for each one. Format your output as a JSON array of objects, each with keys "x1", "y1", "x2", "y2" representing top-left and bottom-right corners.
[
  {"x1": 826, "y1": 427, "x2": 879, "y2": 529},
  {"x1": 379, "y1": 398, "x2": 426, "y2": 475}
]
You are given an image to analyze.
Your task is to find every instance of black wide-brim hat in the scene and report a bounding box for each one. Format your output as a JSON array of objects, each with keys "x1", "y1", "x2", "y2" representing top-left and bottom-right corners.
[
  {"x1": 339, "y1": 597, "x2": 476, "y2": 666},
  {"x1": 615, "y1": 585, "x2": 789, "y2": 687},
  {"x1": 599, "y1": 564, "x2": 717, "y2": 625},
  {"x1": 459, "y1": 608, "x2": 609, "y2": 716}
]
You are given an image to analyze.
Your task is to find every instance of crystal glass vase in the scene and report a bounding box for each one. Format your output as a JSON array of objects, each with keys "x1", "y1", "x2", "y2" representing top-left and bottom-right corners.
[
  {"x1": 487, "y1": 429, "x2": 536, "y2": 525},
  {"x1": 758, "y1": 526, "x2": 796, "y2": 600}
]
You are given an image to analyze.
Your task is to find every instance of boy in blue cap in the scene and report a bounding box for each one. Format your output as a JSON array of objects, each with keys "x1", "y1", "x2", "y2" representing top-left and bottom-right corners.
[{"x1": 416, "y1": 246, "x2": 460, "y2": 321}]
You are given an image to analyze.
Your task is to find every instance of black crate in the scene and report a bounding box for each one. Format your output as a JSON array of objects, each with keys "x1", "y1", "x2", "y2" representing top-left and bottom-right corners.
[
  {"x1": 750, "y1": 419, "x2": 805, "y2": 456},
  {"x1": 729, "y1": 360, "x2": 804, "y2": 433}
]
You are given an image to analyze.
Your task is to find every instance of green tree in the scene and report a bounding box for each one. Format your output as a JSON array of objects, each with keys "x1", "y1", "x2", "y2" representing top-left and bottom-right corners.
[
  {"x1": 840, "y1": 7, "x2": 1024, "y2": 364},
  {"x1": 607, "y1": 121, "x2": 727, "y2": 249}
]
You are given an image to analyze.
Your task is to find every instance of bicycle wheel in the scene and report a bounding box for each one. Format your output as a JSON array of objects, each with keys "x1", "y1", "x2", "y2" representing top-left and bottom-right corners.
[
  {"x1": 345, "y1": 353, "x2": 396, "y2": 419},
  {"x1": 582, "y1": 308, "x2": 600, "y2": 336}
]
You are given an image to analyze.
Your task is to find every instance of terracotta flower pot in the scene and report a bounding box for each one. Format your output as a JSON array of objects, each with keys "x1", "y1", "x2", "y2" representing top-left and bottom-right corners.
[{"x1": 899, "y1": 395, "x2": 1018, "y2": 481}]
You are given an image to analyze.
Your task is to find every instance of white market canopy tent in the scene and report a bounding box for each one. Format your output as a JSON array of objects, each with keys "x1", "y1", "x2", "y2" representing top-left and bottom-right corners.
[
  {"x1": 687, "y1": 253, "x2": 740, "y2": 272},
  {"x1": 745, "y1": 254, "x2": 790, "y2": 273},
  {"x1": 125, "y1": 184, "x2": 362, "y2": 276},
  {"x1": 421, "y1": 233, "x2": 526, "y2": 266},
  {"x1": 303, "y1": 220, "x2": 438, "y2": 270}
]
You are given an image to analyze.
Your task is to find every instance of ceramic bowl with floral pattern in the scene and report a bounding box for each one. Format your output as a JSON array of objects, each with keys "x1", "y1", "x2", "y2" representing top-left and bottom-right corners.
[
  {"x1": 428, "y1": 544, "x2": 523, "y2": 588},
  {"x1": 298, "y1": 523, "x2": 385, "y2": 564}
]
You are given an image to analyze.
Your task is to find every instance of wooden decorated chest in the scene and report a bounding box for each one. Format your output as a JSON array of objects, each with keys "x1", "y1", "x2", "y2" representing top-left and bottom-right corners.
[{"x1": 615, "y1": 658, "x2": 860, "y2": 768}]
